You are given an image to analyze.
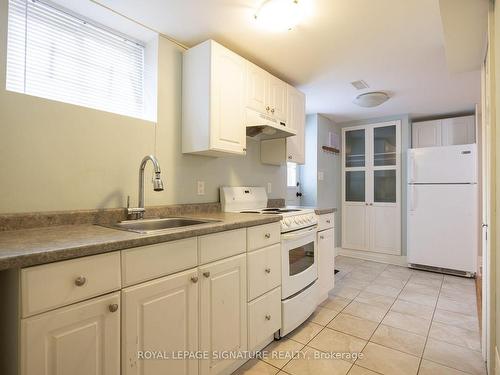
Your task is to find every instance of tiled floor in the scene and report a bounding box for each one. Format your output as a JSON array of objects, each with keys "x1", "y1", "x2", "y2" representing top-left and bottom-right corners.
[{"x1": 233, "y1": 256, "x2": 485, "y2": 375}]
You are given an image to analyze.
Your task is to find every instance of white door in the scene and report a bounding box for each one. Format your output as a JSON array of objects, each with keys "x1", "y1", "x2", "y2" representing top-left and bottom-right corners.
[
  {"x1": 342, "y1": 125, "x2": 369, "y2": 250},
  {"x1": 411, "y1": 120, "x2": 442, "y2": 148},
  {"x1": 369, "y1": 123, "x2": 401, "y2": 254},
  {"x1": 407, "y1": 184, "x2": 477, "y2": 273},
  {"x1": 199, "y1": 254, "x2": 247, "y2": 375},
  {"x1": 286, "y1": 85, "x2": 305, "y2": 164},
  {"x1": 122, "y1": 268, "x2": 199, "y2": 375},
  {"x1": 318, "y1": 228, "x2": 335, "y2": 300},
  {"x1": 211, "y1": 43, "x2": 246, "y2": 153},
  {"x1": 21, "y1": 292, "x2": 120, "y2": 375},
  {"x1": 442, "y1": 116, "x2": 475, "y2": 146},
  {"x1": 246, "y1": 62, "x2": 269, "y2": 114},
  {"x1": 268, "y1": 76, "x2": 288, "y2": 123}
]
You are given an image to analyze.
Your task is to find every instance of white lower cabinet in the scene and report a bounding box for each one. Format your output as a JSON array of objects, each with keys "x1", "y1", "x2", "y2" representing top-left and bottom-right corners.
[
  {"x1": 122, "y1": 268, "x2": 199, "y2": 375},
  {"x1": 247, "y1": 287, "x2": 281, "y2": 350},
  {"x1": 317, "y1": 228, "x2": 334, "y2": 302},
  {"x1": 200, "y1": 254, "x2": 247, "y2": 375},
  {"x1": 247, "y1": 243, "x2": 281, "y2": 301},
  {"x1": 21, "y1": 292, "x2": 121, "y2": 375}
]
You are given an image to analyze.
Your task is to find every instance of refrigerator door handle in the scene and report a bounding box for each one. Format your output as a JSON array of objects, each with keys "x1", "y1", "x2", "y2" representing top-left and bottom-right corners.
[
  {"x1": 409, "y1": 185, "x2": 417, "y2": 212},
  {"x1": 408, "y1": 154, "x2": 416, "y2": 183}
]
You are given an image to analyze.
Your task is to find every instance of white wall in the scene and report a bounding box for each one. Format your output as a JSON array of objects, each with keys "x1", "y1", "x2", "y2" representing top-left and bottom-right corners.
[{"x1": 0, "y1": 0, "x2": 286, "y2": 214}]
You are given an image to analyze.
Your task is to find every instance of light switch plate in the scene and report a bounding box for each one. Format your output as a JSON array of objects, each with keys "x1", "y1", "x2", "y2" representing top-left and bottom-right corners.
[
  {"x1": 197, "y1": 181, "x2": 205, "y2": 195},
  {"x1": 318, "y1": 171, "x2": 324, "y2": 181}
]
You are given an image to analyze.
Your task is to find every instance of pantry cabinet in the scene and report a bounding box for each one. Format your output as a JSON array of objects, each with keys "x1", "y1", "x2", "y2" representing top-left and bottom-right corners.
[
  {"x1": 199, "y1": 254, "x2": 247, "y2": 375},
  {"x1": 122, "y1": 268, "x2": 199, "y2": 375},
  {"x1": 412, "y1": 115, "x2": 475, "y2": 148},
  {"x1": 21, "y1": 292, "x2": 121, "y2": 375},
  {"x1": 317, "y1": 215, "x2": 335, "y2": 303},
  {"x1": 342, "y1": 121, "x2": 401, "y2": 255},
  {"x1": 183, "y1": 40, "x2": 247, "y2": 157}
]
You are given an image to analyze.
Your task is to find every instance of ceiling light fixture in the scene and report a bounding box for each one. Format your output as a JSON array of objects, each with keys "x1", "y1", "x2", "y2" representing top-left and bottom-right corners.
[
  {"x1": 254, "y1": 0, "x2": 303, "y2": 32},
  {"x1": 353, "y1": 91, "x2": 390, "y2": 108}
]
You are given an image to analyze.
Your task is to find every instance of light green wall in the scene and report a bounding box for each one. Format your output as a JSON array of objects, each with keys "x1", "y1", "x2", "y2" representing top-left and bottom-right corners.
[
  {"x1": 338, "y1": 114, "x2": 411, "y2": 255},
  {"x1": 0, "y1": 0, "x2": 286, "y2": 214}
]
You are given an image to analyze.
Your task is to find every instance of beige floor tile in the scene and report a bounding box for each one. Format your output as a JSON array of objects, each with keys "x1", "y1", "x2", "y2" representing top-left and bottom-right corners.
[
  {"x1": 433, "y1": 309, "x2": 479, "y2": 332},
  {"x1": 418, "y1": 359, "x2": 472, "y2": 375},
  {"x1": 428, "y1": 321, "x2": 481, "y2": 352},
  {"x1": 320, "y1": 295, "x2": 352, "y2": 311},
  {"x1": 443, "y1": 275, "x2": 475, "y2": 286},
  {"x1": 391, "y1": 299, "x2": 435, "y2": 320},
  {"x1": 356, "y1": 342, "x2": 420, "y2": 375},
  {"x1": 343, "y1": 301, "x2": 388, "y2": 322},
  {"x1": 331, "y1": 285, "x2": 363, "y2": 299},
  {"x1": 348, "y1": 269, "x2": 380, "y2": 282},
  {"x1": 365, "y1": 283, "x2": 402, "y2": 298},
  {"x1": 232, "y1": 359, "x2": 280, "y2": 375},
  {"x1": 423, "y1": 339, "x2": 486, "y2": 375},
  {"x1": 328, "y1": 313, "x2": 378, "y2": 340},
  {"x1": 408, "y1": 277, "x2": 443, "y2": 288},
  {"x1": 374, "y1": 275, "x2": 407, "y2": 289},
  {"x1": 347, "y1": 365, "x2": 380, "y2": 375},
  {"x1": 261, "y1": 338, "x2": 304, "y2": 369},
  {"x1": 337, "y1": 276, "x2": 372, "y2": 291},
  {"x1": 282, "y1": 347, "x2": 352, "y2": 375},
  {"x1": 286, "y1": 321, "x2": 324, "y2": 344},
  {"x1": 355, "y1": 291, "x2": 396, "y2": 309},
  {"x1": 441, "y1": 283, "x2": 476, "y2": 297},
  {"x1": 402, "y1": 283, "x2": 440, "y2": 297},
  {"x1": 382, "y1": 311, "x2": 431, "y2": 336},
  {"x1": 308, "y1": 328, "x2": 366, "y2": 362},
  {"x1": 308, "y1": 306, "x2": 340, "y2": 326},
  {"x1": 411, "y1": 270, "x2": 444, "y2": 280},
  {"x1": 399, "y1": 290, "x2": 438, "y2": 307},
  {"x1": 437, "y1": 296, "x2": 478, "y2": 316},
  {"x1": 370, "y1": 324, "x2": 426, "y2": 357}
]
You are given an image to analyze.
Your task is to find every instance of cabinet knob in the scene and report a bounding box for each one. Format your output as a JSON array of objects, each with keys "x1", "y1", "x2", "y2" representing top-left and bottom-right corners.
[
  {"x1": 271, "y1": 108, "x2": 275, "y2": 114},
  {"x1": 108, "y1": 303, "x2": 119, "y2": 313},
  {"x1": 326, "y1": 219, "x2": 331, "y2": 224},
  {"x1": 191, "y1": 276, "x2": 199, "y2": 283},
  {"x1": 288, "y1": 155, "x2": 292, "y2": 159},
  {"x1": 74, "y1": 276, "x2": 87, "y2": 287},
  {"x1": 264, "y1": 233, "x2": 271, "y2": 239},
  {"x1": 369, "y1": 203, "x2": 373, "y2": 206},
  {"x1": 265, "y1": 267, "x2": 271, "y2": 274},
  {"x1": 320, "y1": 235, "x2": 324, "y2": 240},
  {"x1": 365, "y1": 203, "x2": 368, "y2": 206},
  {"x1": 203, "y1": 271, "x2": 211, "y2": 278},
  {"x1": 266, "y1": 106, "x2": 270, "y2": 111},
  {"x1": 265, "y1": 314, "x2": 271, "y2": 320}
]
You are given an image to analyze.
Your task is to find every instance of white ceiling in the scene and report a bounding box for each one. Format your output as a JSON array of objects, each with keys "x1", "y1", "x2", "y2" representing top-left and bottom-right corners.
[{"x1": 94, "y1": 0, "x2": 483, "y2": 123}]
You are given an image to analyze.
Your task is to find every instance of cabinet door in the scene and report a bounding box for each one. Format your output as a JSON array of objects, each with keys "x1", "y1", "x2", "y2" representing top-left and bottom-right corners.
[
  {"x1": 246, "y1": 62, "x2": 269, "y2": 114},
  {"x1": 442, "y1": 116, "x2": 475, "y2": 146},
  {"x1": 286, "y1": 85, "x2": 306, "y2": 164},
  {"x1": 268, "y1": 76, "x2": 288, "y2": 123},
  {"x1": 122, "y1": 268, "x2": 199, "y2": 375},
  {"x1": 318, "y1": 229, "x2": 335, "y2": 300},
  {"x1": 211, "y1": 43, "x2": 246, "y2": 154},
  {"x1": 21, "y1": 292, "x2": 120, "y2": 375},
  {"x1": 200, "y1": 254, "x2": 247, "y2": 375},
  {"x1": 412, "y1": 120, "x2": 442, "y2": 148}
]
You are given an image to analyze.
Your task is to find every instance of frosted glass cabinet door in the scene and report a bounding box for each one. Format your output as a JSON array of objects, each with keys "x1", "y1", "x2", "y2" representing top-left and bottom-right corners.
[
  {"x1": 373, "y1": 125, "x2": 396, "y2": 166},
  {"x1": 345, "y1": 171, "x2": 365, "y2": 202},
  {"x1": 345, "y1": 129, "x2": 365, "y2": 167},
  {"x1": 374, "y1": 170, "x2": 396, "y2": 203}
]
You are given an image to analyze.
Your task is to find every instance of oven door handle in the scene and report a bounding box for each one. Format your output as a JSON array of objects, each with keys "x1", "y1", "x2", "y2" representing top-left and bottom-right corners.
[{"x1": 281, "y1": 226, "x2": 317, "y2": 240}]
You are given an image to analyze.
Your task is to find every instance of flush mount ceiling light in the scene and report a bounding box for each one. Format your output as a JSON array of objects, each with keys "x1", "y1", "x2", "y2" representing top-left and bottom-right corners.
[
  {"x1": 254, "y1": 0, "x2": 303, "y2": 32},
  {"x1": 353, "y1": 91, "x2": 390, "y2": 108}
]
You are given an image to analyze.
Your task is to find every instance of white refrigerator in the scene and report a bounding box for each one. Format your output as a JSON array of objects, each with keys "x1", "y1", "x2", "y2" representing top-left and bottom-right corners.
[{"x1": 407, "y1": 144, "x2": 478, "y2": 276}]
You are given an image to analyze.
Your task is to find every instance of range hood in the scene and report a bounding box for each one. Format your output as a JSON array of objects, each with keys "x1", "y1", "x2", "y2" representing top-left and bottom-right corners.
[{"x1": 245, "y1": 108, "x2": 296, "y2": 140}]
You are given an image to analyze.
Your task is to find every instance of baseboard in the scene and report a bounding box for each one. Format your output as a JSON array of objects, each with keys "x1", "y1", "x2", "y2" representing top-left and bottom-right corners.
[
  {"x1": 334, "y1": 247, "x2": 341, "y2": 257},
  {"x1": 337, "y1": 248, "x2": 407, "y2": 267}
]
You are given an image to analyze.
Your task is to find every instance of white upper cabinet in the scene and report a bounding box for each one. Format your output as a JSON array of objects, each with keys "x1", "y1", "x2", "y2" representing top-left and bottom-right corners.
[
  {"x1": 183, "y1": 40, "x2": 246, "y2": 157},
  {"x1": 412, "y1": 115, "x2": 475, "y2": 148},
  {"x1": 246, "y1": 62, "x2": 269, "y2": 114},
  {"x1": 268, "y1": 76, "x2": 288, "y2": 123},
  {"x1": 286, "y1": 85, "x2": 306, "y2": 164}
]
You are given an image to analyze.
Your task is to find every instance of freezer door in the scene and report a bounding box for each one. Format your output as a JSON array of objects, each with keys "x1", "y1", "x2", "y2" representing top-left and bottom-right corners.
[
  {"x1": 407, "y1": 184, "x2": 477, "y2": 273},
  {"x1": 408, "y1": 144, "x2": 477, "y2": 183}
]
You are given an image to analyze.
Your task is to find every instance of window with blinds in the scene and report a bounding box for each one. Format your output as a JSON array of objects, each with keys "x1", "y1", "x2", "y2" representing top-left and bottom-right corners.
[{"x1": 6, "y1": 0, "x2": 146, "y2": 119}]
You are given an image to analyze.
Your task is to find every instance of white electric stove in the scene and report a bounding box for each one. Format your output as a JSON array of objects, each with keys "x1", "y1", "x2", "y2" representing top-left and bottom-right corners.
[{"x1": 220, "y1": 186, "x2": 320, "y2": 337}]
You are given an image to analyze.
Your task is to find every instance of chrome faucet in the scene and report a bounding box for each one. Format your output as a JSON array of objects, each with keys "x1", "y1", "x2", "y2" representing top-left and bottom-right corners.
[{"x1": 128, "y1": 155, "x2": 164, "y2": 220}]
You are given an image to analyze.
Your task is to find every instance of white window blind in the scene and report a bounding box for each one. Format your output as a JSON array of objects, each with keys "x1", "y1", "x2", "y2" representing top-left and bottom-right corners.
[
  {"x1": 6, "y1": 0, "x2": 146, "y2": 119},
  {"x1": 287, "y1": 162, "x2": 298, "y2": 187}
]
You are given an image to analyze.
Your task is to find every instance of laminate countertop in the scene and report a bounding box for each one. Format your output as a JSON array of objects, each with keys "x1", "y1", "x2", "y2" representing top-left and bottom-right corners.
[{"x1": 0, "y1": 212, "x2": 281, "y2": 271}]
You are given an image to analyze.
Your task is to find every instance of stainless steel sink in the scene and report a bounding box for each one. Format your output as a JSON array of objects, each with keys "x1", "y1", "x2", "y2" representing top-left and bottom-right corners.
[{"x1": 103, "y1": 217, "x2": 221, "y2": 234}]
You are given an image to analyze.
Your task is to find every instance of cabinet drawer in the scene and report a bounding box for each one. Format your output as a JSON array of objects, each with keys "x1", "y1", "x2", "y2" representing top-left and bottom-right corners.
[
  {"x1": 247, "y1": 244, "x2": 281, "y2": 301},
  {"x1": 248, "y1": 287, "x2": 281, "y2": 350},
  {"x1": 199, "y1": 228, "x2": 246, "y2": 264},
  {"x1": 247, "y1": 222, "x2": 280, "y2": 252},
  {"x1": 318, "y1": 213, "x2": 334, "y2": 231},
  {"x1": 122, "y1": 238, "x2": 198, "y2": 287},
  {"x1": 21, "y1": 252, "x2": 121, "y2": 317}
]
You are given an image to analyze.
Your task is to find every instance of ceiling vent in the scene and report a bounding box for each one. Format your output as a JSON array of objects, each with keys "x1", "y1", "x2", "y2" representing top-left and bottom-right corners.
[{"x1": 350, "y1": 80, "x2": 369, "y2": 90}]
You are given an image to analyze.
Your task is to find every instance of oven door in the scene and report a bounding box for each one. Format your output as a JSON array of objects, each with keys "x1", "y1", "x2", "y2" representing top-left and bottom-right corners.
[{"x1": 281, "y1": 225, "x2": 318, "y2": 299}]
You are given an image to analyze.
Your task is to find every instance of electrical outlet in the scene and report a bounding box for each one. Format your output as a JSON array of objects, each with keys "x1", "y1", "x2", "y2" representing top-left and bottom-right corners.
[
  {"x1": 267, "y1": 182, "x2": 272, "y2": 194},
  {"x1": 318, "y1": 171, "x2": 324, "y2": 181},
  {"x1": 197, "y1": 181, "x2": 205, "y2": 195}
]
